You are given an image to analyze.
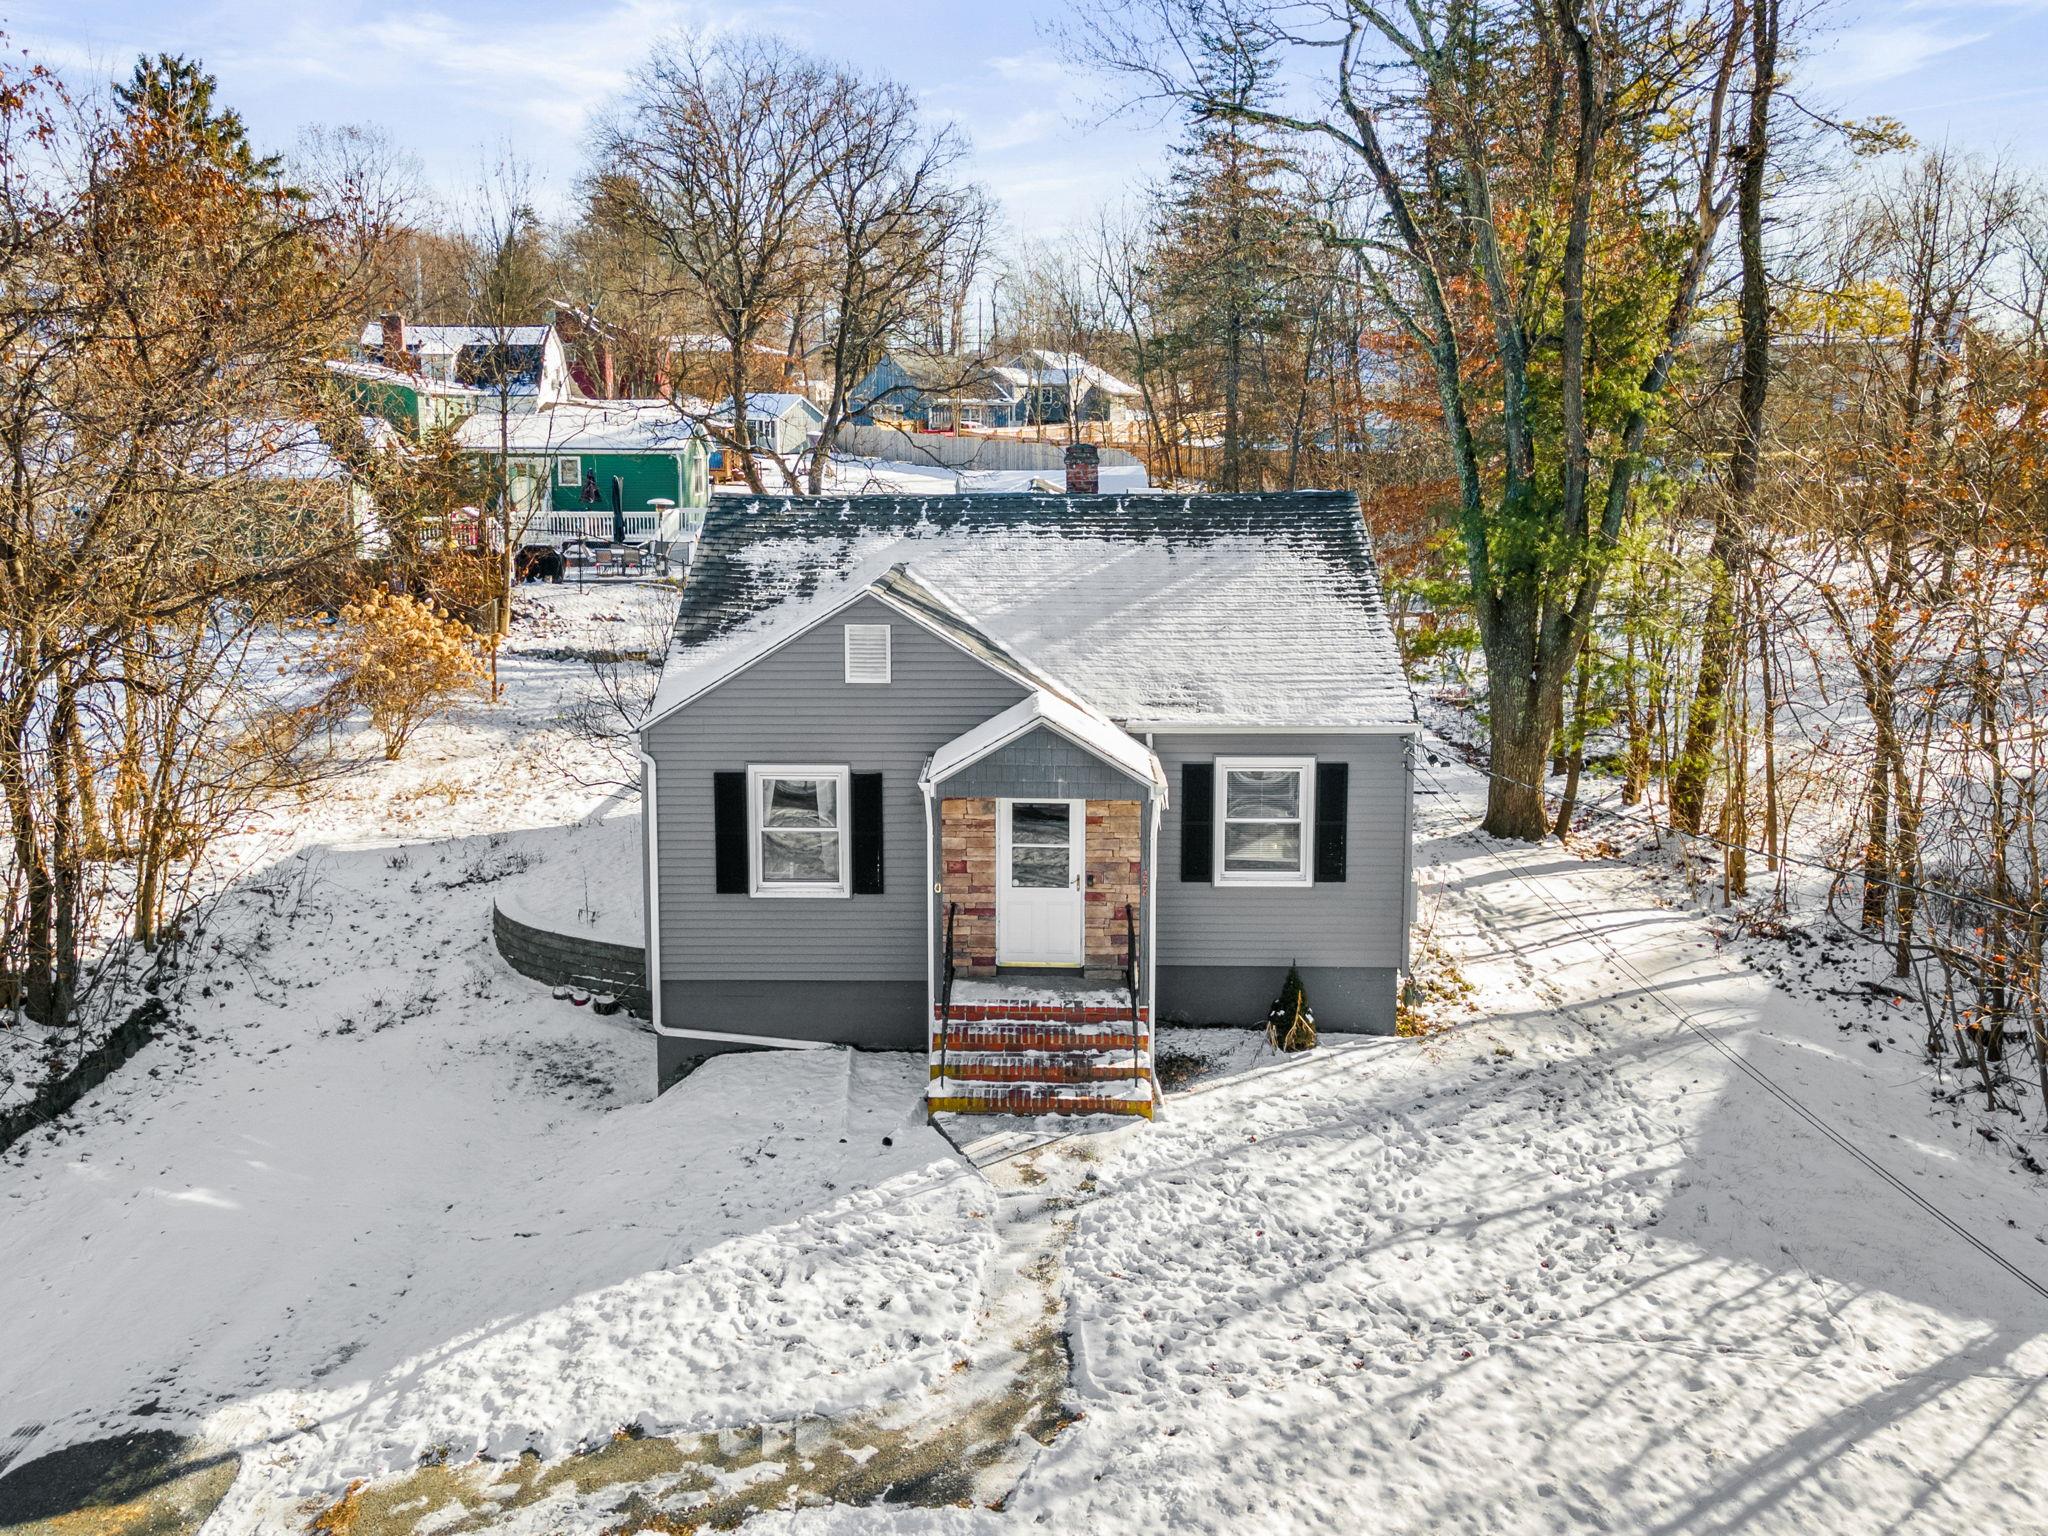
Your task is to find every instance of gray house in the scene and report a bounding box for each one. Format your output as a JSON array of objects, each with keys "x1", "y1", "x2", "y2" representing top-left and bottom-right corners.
[{"x1": 638, "y1": 490, "x2": 1416, "y2": 1116}]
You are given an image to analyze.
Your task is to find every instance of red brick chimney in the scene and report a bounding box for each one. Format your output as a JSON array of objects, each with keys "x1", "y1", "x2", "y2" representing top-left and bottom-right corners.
[
  {"x1": 379, "y1": 312, "x2": 411, "y2": 372},
  {"x1": 1064, "y1": 441, "x2": 1099, "y2": 495}
]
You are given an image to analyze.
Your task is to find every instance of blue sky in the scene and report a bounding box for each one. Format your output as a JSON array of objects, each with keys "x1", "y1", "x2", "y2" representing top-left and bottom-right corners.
[{"x1": 10, "y1": 1, "x2": 2047, "y2": 235}]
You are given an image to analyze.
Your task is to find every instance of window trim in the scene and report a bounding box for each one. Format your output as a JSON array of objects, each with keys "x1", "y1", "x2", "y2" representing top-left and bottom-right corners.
[
  {"x1": 556, "y1": 454, "x2": 582, "y2": 488},
  {"x1": 843, "y1": 623, "x2": 892, "y2": 684},
  {"x1": 748, "y1": 764, "x2": 851, "y2": 898},
  {"x1": 1213, "y1": 756, "x2": 1315, "y2": 888},
  {"x1": 506, "y1": 456, "x2": 550, "y2": 513}
]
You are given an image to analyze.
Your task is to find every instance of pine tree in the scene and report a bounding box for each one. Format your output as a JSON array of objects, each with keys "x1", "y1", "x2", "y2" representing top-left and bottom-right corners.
[
  {"x1": 1150, "y1": 19, "x2": 1310, "y2": 492},
  {"x1": 114, "y1": 54, "x2": 285, "y2": 186}
]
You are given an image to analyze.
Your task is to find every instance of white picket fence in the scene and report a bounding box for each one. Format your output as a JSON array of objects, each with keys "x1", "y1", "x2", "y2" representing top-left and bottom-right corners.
[{"x1": 522, "y1": 506, "x2": 701, "y2": 545}]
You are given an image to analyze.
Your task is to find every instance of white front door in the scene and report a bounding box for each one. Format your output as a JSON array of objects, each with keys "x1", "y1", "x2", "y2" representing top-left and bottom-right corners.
[{"x1": 995, "y1": 798, "x2": 1084, "y2": 966}]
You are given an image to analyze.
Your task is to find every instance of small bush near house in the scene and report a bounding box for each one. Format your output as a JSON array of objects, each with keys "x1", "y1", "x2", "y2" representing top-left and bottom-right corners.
[
  {"x1": 1267, "y1": 963, "x2": 1316, "y2": 1053},
  {"x1": 316, "y1": 591, "x2": 486, "y2": 761}
]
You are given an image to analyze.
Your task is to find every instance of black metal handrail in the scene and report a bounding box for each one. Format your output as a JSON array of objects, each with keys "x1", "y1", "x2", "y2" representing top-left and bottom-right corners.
[
  {"x1": 1123, "y1": 900, "x2": 1143, "y2": 1093},
  {"x1": 934, "y1": 901, "x2": 960, "y2": 1120}
]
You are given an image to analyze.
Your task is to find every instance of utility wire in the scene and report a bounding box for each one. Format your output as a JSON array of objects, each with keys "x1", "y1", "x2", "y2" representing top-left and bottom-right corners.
[{"x1": 1415, "y1": 756, "x2": 2048, "y2": 1309}]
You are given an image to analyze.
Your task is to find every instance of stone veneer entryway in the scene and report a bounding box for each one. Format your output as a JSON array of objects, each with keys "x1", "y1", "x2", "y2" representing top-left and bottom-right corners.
[{"x1": 937, "y1": 797, "x2": 1144, "y2": 977}]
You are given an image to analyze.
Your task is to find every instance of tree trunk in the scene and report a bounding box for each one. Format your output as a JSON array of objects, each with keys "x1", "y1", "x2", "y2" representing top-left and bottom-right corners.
[
  {"x1": 1481, "y1": 612, "x2": 1559, "y2": 840},
  {"x1": 1673, "y1": 0, "x2": 1775, "y2": 834},
  {"x1": 1553, "y1": 651, "x2": 1593, "y2": 838}
]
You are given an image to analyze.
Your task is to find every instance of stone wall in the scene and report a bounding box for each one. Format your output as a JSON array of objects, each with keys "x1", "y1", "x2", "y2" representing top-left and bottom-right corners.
[
  {"x1": 0, "y1": 998, "x2": 167, "y2": 1156},
  {"x1": 937, "y1": 796, "x2": 1144, "y2": 978},
  {"x1": 1084, "y1": 800, "x2": 1143, "y2": 974},
  {"x1": 492, "y1": 900, "x2": 651, "y2": 1018}
]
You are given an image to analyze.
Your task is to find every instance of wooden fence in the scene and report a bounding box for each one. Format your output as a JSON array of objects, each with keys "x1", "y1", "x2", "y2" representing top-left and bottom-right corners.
[{"x1": 833, "y1": 425, "x2": 1143, "y2": 474}]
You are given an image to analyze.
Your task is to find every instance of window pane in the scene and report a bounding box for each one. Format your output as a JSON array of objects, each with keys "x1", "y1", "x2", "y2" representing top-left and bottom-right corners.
[
  {"x1": 1010, "y1": 846, "x2": 1069, "y2": 889},
  {"x1": 1224, "y1": 821, "x2": 1302, "y2": 874},
  {"x1": 762, "y1": 830, "x2": 839, "y2": 884},
  {"x1": 764, "y1": 777, "x2": 837, "y2": 829},
  {"x1": 1010, "y1": 802, "x2": 1069, "y2": 846},
  {"x1": 1227, "y1": 769, "x2": 1299, "y2": 819}
]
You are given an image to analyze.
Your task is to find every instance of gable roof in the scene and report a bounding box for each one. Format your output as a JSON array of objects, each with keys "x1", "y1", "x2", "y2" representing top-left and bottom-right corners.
[
  {"x1": 925, "y1": 690, "x2": 1166, "y2": 795},
  {"x1": 655, "y1": 491, "x2": 1413, "y2": 731},
  {"x1": 357, "y1": 322, "x2": 550, "y2": 353},
  {"x1": 453, "y1": 400, "x2": 704, "y2": 454},
  {"x1": 712, "y1": 392, "x2": 825, "y2": 425},
  {"x1": 1002, "y1": 350, "x2": 1141, "y2": 398}
]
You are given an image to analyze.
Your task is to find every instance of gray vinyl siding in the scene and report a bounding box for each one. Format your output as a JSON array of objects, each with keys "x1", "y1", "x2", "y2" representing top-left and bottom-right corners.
[
  {"x1": 1152, "y1": 732, "x2": 1412, "y2": 972},
  {"x1": 644, "y1": 595, "x2": 1028, "y2": 993},
  {"x1": 936, "y1": 724, "x2": 1151, "y2": 800}
]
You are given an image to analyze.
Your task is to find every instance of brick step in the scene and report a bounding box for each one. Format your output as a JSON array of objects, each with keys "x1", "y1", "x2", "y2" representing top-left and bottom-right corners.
[
  {"x1": 937, "y1": 1002, "x2": 1148, "y2": 1025},
  {"x1": 935, "y1": 1024, "x2": 1148, "y2": 1054},
  {"x1": 929, "y1": 1054, "x2": 1152, "y2": 1085},
  {"x1": 927, "y1": 1082, "x2": 1155, "y2": 1119}
]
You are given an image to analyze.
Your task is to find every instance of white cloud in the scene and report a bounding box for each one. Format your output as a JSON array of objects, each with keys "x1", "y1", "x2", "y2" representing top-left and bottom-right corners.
[{"x1": 1809, "y1": 21, "x2": 1987, "y2": 91}]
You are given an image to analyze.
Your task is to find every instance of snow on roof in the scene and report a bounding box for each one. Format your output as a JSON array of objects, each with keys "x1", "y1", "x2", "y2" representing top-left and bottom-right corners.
[
  {"x1": 205, "y1": 419, "x2": 351, "y2": 481},
  {"x1": 357, "y1": 322, "x2": 550, "y2": 352},
  {"x1": 655, "y1": 492, "x2": 1413, "y2": 731},
  {"x1": 454, "y1": 401, "x2": 704, "y2": 454},
  {"x1": 1003, "y1": 349, "x2": 1141, "y2": 397},
  {"x1": 925, "y1": 690, "x2": 1166, "y2": 796},
  {"x1": 711, "y1": 392, "x2": 824, "y2": 423},
  {"x1": 326, "y1": 358, "x2": 490, "y2": 397}
]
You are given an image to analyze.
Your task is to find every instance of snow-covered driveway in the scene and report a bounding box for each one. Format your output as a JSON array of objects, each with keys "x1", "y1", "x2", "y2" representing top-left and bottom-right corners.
[{"x1": 973, "y1": 752, "x2": 2048, "y2": 1535}]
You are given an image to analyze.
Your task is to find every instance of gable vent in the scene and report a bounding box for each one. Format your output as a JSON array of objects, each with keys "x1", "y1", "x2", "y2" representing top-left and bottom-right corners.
[{"x1": 844, "y1": 623, "x2": 892, "y2": 684}]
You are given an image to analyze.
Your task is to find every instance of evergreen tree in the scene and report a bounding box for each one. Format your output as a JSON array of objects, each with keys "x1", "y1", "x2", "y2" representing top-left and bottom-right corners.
[
  {"x1": 115, "y1": 54, "x2": 284, "y2": 186},
  {"x1": 1150, "y1": 19, "x2": 1309, "y2": 491}
]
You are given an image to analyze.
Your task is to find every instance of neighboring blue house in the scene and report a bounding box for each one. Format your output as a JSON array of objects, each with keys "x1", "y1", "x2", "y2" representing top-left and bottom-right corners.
[
  {"x1": 847, "y1": 352, "x2": 1021, "y2": 429},
  {"x1": 636, "y1": 490, "x2": 1417, "y2": 1116}
]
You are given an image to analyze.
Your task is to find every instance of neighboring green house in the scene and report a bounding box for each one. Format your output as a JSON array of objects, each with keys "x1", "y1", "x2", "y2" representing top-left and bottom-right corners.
[
  {"x1": 329, "y1": 359, "x2": 488, "y2": 435},
  {"x1": 454, "y1": 400, "x2": 712, "y2": 549}
]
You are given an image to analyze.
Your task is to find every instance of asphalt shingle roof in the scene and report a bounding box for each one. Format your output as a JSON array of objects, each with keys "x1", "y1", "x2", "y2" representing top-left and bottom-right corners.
[{"x1": 656, "y1": 491, "x2": 1414, "y2": 730}]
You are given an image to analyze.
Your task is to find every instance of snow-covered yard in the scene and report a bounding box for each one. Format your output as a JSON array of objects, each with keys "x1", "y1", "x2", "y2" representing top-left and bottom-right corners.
[{"x1": 4, "y1": 586, "x2": 2048, "y2": 1533}]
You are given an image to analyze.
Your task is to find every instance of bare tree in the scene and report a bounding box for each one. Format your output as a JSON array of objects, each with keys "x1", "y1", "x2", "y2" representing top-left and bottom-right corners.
[
  {"x1": 594, "y1": 34, "x2": 839, "y2": 494},
  {"x1": 461, "y1": 147, "x2": 552, "y2": 635},
  {"x1": 802, "y1": 77, "x2": 990, "y2": 493}
]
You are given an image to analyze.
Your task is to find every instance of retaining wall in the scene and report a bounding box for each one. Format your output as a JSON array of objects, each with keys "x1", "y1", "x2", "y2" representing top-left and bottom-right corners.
[
  {"x1": 0, "y1": 998, "x2": 169, "y2": 1155},
  {"x1": 491, "y1": 900, "x2": 651, "y2": 1018}
]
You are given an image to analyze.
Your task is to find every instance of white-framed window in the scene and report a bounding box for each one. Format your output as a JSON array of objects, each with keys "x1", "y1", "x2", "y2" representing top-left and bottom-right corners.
[
  {"x1": 506, "y1": 456, "x2": 549, "y2": 513},
  {"x1": 748, "y1": 765, "x2": 850, "y2": 897},
  {"x1": 843, "y1": 624, "x2": 891, "y2": 684},
  {"x1": 556, "y1": 455, "x2": 582, "y2": 488},
  {"x1": 1214, "y1": 756, "x2": 1314, "y2": 886}
]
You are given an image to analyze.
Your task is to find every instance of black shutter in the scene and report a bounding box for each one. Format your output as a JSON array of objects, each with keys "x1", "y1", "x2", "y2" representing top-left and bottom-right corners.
[
  {"x1": 1315, "y1": 761, "x2": 1349, "y2": 883},
  {"x1": 1181, "y1": 762, "x2": 1215, "y2": 882},
  {"x1": 851, "y1": 772, "x2": 885, "y2": 894},
  {"x1": 713, "y1": 771, "x2": 748, "y2": 893}
]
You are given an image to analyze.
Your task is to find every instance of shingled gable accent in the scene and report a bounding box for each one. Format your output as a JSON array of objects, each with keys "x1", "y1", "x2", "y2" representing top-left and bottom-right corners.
[
  {"x1": 639, "y1": 562, "x2": 1069, "y2": 730},
  {"x1": 655, "y1": 491, "x2": 1414, "y2": 732}
]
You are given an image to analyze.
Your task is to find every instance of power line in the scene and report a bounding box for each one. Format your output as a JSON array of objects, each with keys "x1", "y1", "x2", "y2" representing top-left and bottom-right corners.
[{"x1": 1414, "y1": 756, "x2": 2048, "y2": 1309}]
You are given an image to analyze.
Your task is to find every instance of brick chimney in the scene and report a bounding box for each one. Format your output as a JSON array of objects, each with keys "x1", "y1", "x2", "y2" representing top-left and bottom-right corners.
[
  {"x1": 1064, "y1": 441, "x2": 1099, "y2": 495},
  {"x1": 379, "y1": 312, "x2": 411, "y2": 371}
]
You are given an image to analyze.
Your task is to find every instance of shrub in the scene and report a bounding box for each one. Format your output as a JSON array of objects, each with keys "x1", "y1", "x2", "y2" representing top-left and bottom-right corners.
[
  {"x1": 317, "y1": 590, "x2": 485, "y2": 760},
  {"x1": 1266, "y1": 962, "x2": 1317, "y2": 1052}
]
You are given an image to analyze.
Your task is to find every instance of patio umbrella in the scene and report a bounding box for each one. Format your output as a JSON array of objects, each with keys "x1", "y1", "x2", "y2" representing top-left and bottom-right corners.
[{"x1": 610, "y1": 475, "x2": 626, "y2": 546}]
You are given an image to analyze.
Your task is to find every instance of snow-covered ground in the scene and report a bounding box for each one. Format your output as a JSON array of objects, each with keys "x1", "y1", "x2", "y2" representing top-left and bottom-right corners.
[{"x1": 4, "y1": 586, "x2": 2047, "y2": 1533}]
